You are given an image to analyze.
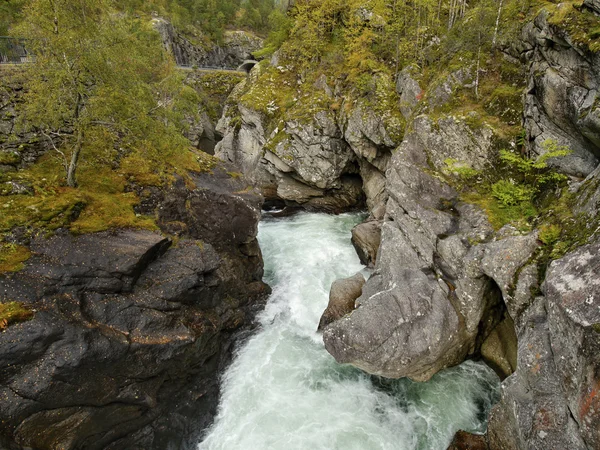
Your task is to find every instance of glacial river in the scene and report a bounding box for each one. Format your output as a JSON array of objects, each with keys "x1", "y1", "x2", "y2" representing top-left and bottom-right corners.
[{"x1": 198, "y1": 212, "x2": 500, "y2": 450}]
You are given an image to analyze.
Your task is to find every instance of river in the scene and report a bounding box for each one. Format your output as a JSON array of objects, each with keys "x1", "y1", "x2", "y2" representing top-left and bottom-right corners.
[{"x1": 198, "y1": 212, "x2": 500, "y2": 450}]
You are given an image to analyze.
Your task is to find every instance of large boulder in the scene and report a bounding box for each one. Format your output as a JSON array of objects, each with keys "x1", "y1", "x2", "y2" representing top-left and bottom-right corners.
[
  {"x1": 351, "y1": 220, "x2": 382, "y2": 268},
  {"x1": 318, "y1": 273, "x2": 365, "y2": 331}
]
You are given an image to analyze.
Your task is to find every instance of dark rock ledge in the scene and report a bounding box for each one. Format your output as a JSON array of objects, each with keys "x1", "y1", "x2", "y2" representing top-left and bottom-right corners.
[{"x1": 0, "y1": 167, "x2": 269, "y2": 450}]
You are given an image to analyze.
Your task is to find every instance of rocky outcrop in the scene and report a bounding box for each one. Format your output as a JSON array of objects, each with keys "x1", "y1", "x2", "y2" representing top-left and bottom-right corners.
[
  {"x1": 317, "y1": 273, "x2": 365, "y2": 331},
  {"x1": 215, "y1": 64, "x2": 402, "y2": 215},
  {"x1": 153, "y1": 18, "x2": 263, "y2": 69},
  {"x1": 323, "y1": 115, "x2": 529, "y2": 381},
  {"x1": 0, "y1": 166, "x2": 268, "y2": 450},
  {"x1": 521, "y1": 10, "x2": 600, "y2": 177}
]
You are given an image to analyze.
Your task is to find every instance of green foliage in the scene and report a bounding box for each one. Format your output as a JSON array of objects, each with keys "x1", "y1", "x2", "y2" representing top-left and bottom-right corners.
[
  {"x1": 15, "y1": 0, "x2": 199, "y2": 188},
  {"x1": 0, "y1": 1, "x2": 224, "y2": 238},
  {"x1": 491, "y1": 179, "x2": 536, "y2": 206},
  {"x1": 455, "y1": 140, "x2": 571, "y2": 231},
  {"x1": 0, "y1": 0, "x2": 25, "y2": 35},
  {"x1": 539, "y1": 223, "x2": 561, "y2": 245}
]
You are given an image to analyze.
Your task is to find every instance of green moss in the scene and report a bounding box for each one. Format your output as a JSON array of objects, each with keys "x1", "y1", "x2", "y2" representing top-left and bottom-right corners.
[
  {"x1": 547, "y1": 1, "x2": 600, "y2": 53},
  {"x1": 463, "y1": 191, "x2": 537, "y2": 231},
  {"x1": 0, "y1": 151, "x2": 21, "y2": 166},
  {"x1": 0, "y1": 137, "x2": 218, "y2": 236},
  {"x1": 539, "y1": 223, "x2": 562, "y2": 245},
  {"x1": 0, "y1": 243, "x2": 31, "y2": 273},
  {"x1": 485, "y1": 85, "x2": 524, "y2": 125},
  {"x1": 0, "y1": 301, "x2": 34, "y2": 329},
  {"x1": 189, "y1": 71, "x2": 245, "y2": 122}
]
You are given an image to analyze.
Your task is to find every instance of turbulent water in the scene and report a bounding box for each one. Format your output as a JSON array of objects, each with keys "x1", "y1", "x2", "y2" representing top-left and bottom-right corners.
[{"x1": 199, "y1": 212, "x2": 500, "y2": 450}]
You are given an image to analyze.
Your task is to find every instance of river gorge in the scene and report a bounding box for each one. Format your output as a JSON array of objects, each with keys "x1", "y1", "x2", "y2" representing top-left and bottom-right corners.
[{"x1": 199, "y1": 213, "x2": 500, "y2": 450}]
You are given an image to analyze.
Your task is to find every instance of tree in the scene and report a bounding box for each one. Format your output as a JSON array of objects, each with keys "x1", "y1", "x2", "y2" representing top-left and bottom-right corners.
[{"x1": 15, "y1": 0, "x2": 195, "y2": 187}]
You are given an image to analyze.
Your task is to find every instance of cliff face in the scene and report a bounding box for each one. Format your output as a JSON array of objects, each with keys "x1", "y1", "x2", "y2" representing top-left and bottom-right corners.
[
  {"x1": 153, "y1": 18, "x2": 263, "y2": 69},
  {"x1": 0, "y1": 166, "x2": 268, "y2": 450},
  {"x1": 215, "y1": 65, "x2": 402, "y2": 216},
  {"x1": 217, "y1": 2, "x2": 600, "y2": 447},
  {"x1": 521, "y1": 6, "x2": 600, "y2": 177}
]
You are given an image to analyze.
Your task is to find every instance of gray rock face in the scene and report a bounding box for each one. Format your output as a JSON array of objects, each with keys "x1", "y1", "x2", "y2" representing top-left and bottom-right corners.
[
  {"x1": 487, "y1": 298, "x2": 588, "y2": 450},
  {"x1": 318, "y1": 273, "x2": 365, "y2": 331},
  {"x1": 522, "y1": 12, "x2": 600, "y2": 177},
  {"x1": 153, "y1": 18, "x2": 263, "y2": 69},
  {"x1": 544, "y1": 240, "x2": 600, "y2": 448},
  {"x1": 323, "y1": 117, "x2": 527, "y2": 381},
  {"x1": 341, "y1": 100, "x2": 397, "y2": 172},
  {"x1": 0, "y1": 166, "x2": 268, "y2": 450},
  {"x1": 585, "y1": 0, "x2": 600, "y2": 14},
  {"x1": 403, "y1": 115, "x2": 494, "y2": 173},
  {"x1": 487, "y1": 233, "x2": 600, "y2": 449},
  {"x1": 351, "y1": 220, "x2": 381, "y2": 267},
  {"x1": 270, "y1": 112, "x2": 355, "y2": 190},
  {"x1": 396, "y1": 66, "x2": 422, "y2": 119},
  {"x1": 215, "y1": 66, "x2": 404, "y2": 215}
]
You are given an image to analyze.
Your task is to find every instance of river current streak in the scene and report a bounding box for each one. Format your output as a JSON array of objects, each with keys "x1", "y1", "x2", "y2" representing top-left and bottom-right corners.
[{"x1": 198, "y1": 212, "x2": 499, "y2": 450}]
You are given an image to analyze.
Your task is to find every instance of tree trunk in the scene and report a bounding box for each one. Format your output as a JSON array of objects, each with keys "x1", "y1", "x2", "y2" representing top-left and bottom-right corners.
[
  {"x1": 492, "y1": 0, "x2": 504, "y2": 46},
  {"x1": 66, "y1": 128, "x2": 83, "y2": 188}
]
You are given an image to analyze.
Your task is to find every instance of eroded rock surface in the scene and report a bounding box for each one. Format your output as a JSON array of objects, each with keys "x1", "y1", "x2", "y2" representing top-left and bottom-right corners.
[
  {"x1": 317, "y1": 272, "x2": 365, "y2": 332},
  {"x1": 323, "y1": 117, "x2": 528, "y2": 381},
  {"x1": 522, "y1": 11, "x2": 600, "y2": 176},
  {"x1": 0, "y1": 167, "x2": 268, "y2": 450}
]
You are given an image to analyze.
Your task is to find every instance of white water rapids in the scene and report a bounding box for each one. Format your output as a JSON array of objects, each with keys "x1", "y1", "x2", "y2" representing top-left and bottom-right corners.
[{"x1": 198, "y1": 212, "x2": 500, "y2": 450}]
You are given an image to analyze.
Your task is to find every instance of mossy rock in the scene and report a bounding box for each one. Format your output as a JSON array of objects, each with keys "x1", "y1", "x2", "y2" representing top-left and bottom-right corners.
[{"x1": 0, "y1": 301, "x2": 34, "y2": 329}]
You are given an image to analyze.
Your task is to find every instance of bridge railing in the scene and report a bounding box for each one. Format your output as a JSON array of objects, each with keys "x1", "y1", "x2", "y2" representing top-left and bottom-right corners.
[{"x1": 0, "y1": 37, "x2": 33, "y2": 65}]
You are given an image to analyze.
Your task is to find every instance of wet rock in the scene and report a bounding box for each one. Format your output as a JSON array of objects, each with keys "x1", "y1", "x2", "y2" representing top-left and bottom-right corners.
[
  {"x1": 318, "y1": 273, "x2": 365, "y2": 331},
  {"x1": 0, "y1": 163, "x2": 268, "y2": 450},
  {"x1": 481, "y1": 316, "x2": 518, "y2": 379},
  {"x1": 447, "y1": 430, "x2": 488, "y2": 450},
  {"x1": 351, "y1": 220, "x2": 381, "y2": 268}
]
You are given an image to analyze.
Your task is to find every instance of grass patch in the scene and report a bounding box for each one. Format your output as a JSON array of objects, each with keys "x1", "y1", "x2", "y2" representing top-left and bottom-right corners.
[{"x1": 0, "y1": 301, "x2": 33, "y2": 330}]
